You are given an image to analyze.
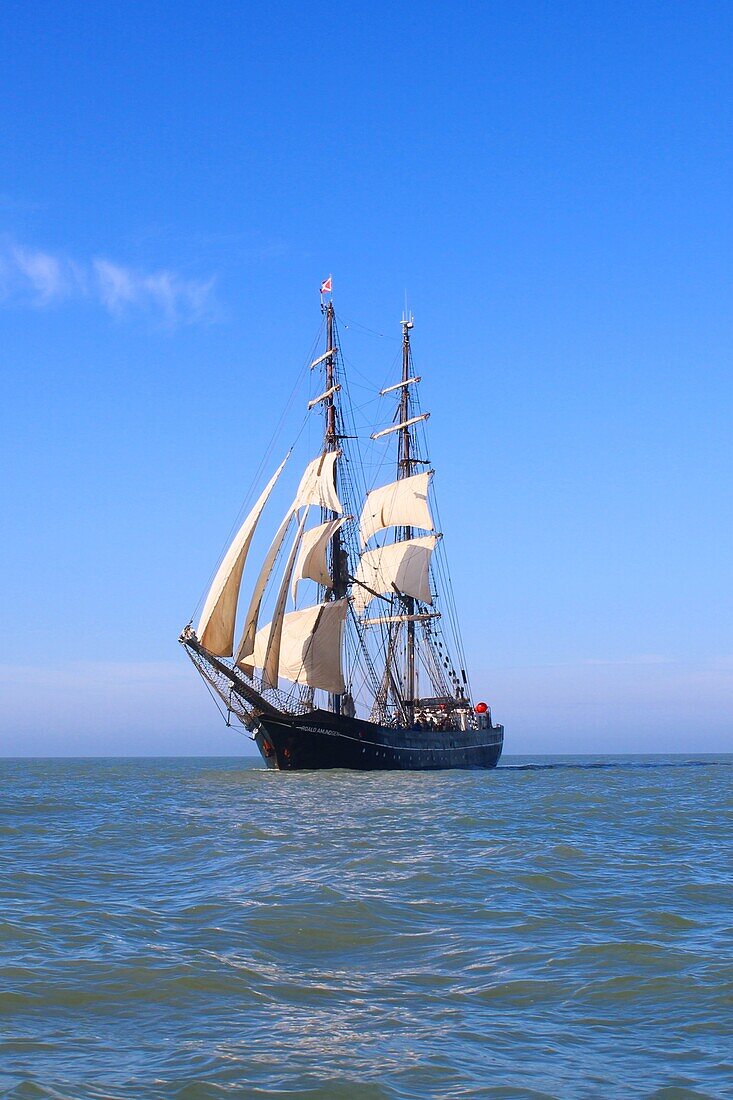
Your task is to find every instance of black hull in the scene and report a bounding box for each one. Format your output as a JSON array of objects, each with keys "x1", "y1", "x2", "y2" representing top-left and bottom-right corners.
[{"x1": 253, "y1": 709, "x2": 503, "y2": 771}]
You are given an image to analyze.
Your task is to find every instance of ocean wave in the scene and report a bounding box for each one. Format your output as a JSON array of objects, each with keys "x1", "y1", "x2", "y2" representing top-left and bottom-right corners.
[{"x1": 0, "y1": 754, "x2": 731, "y2": 1098}]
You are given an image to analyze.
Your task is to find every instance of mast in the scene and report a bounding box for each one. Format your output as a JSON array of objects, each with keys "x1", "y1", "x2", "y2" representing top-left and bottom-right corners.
[
  {"x1": 325, "y1": 301, "x2": 337, "y2": 449},
  {"x1": 399, "y1": 313, "x2": 416, "y2": 722},
  {"x1": 323, "y1": 298, "x2": 345, "y2": 713}
]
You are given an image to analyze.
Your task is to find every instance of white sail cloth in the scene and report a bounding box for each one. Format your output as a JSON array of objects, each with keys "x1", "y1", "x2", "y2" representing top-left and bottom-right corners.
[
  {"x1": 197, "y1": 456, "x2": 288, "y2": 656},
  {"x1": 258, "y1": 509, "x2": 309, "y2": 688},
  {"x1": 234, "y1": 450, "x2": 342, "y2": 665},
  {"x1": 234, "y1": 506, "x2": 296, "y2": 667},
  {"x1": 295, "y1": 452, "x2": 343, "y2": 513},
  {"x1": 240, "y1": 599, "x2": 348, "y2": 694},
  {"x1": 291, "y1": 517, "x2": 347, "y2": 602},
  {"x1": 359, "y1": 472, "x2": 433, "y2": 546},
  {"x1": 352, "y1": 535, "x2": 437, "y2": 613}
]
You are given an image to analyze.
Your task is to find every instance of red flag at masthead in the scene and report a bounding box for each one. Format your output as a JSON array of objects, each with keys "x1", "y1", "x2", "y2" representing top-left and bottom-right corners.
[{"x1": 319, "y1": 275, "x2": 332, "y2": 296}]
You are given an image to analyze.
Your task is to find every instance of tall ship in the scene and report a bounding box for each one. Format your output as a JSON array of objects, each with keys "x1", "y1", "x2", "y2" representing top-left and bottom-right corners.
[{"x1": 180, "y1": 282, "x2": 503, "y2": 769}]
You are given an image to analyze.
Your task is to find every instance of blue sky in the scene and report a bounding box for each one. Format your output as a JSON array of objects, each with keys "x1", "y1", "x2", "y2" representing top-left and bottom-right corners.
[{"x1": 1, "y1": 1, "x2": 731, "y2": 755}]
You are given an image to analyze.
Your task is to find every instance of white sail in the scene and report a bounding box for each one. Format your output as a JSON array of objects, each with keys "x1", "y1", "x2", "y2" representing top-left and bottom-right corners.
[
  {"x1": 243, "y1": 599, "x2": 348, "y2": 694},
  {"x1": 234, "y1": 454, "x2": 342, "y2": 666},
  {"x1": 197, "y1": 456, "x2": 288, "y2": 656},
  {"x1": 295, "y1": 452, "x2": 343, "y2": 513},
  {"x1": 260, "y1": 509, "x2": 309, "y2": 688},
  {"x1": 291, "y1": 517, "x2": 347, "y2": 603},
  {"x1": 359, "y1": 471, "x2": 433, "y2": 546},
  {"x1": 234, "y1": 506, "x2": 295, "y2": 667},
  {"x1": 352, "y1": 535, "x2": 437, "y2": 613}
]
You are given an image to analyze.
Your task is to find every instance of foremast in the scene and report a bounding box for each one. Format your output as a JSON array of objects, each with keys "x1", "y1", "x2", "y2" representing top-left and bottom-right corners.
[
  {"x1": 322, "y1": 297, "x2": 346, "y2": 714},
  {"x1": 180, "y1": 284, "x2": 360, "y2": 728},
  {"x1": 398, "y1": 315, "x2": 416, "y2": 723}
]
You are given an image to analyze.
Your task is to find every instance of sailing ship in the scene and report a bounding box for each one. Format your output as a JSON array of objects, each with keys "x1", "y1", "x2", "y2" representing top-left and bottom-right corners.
[{"x1": 180, "y1": 283, "x2": 503, "y2": 769}]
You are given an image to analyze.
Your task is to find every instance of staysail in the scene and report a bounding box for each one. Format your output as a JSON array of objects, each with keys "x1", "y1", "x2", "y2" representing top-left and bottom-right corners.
[
  {"x1": 235, "y1": 452, "x2": 349, "y2": 691},
  {"x1": 235, "y1": 506, "x2": 295, "y2": 667},
  {"x1": 234, "y1": 451, "x2": 343, "y2": 665},
  {"x1": 261, "y1": 509, "x2": 309, "y2": 688},
  {"x1": 197, "y1": 456, "x2": 288, "y2": 656},
  {"x1": 241, "y1": 599, "x2": 348, "y2": 694}
]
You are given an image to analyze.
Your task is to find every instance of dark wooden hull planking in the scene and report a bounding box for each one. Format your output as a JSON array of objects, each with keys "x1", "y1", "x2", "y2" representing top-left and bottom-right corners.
[{"x1": 253, "y1": 709, "x2": 504, "y2": 771}]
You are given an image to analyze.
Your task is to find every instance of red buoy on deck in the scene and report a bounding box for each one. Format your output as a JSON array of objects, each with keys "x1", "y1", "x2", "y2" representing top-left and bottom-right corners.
[{"x1": 475, "y1": 702, "x2": 488, "y2": 714}]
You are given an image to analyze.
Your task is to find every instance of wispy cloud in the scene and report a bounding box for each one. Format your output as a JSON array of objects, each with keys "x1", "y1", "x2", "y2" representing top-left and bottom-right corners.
[
  {"x1": 93, "y1": 258, "x2": 216, "y2": 324},
  {"x1": 0, "y1": 238, "x2": 218, "y2": 325},
  {"x1": 9, "y1": 244, "x2": 82, "y2": 302}
]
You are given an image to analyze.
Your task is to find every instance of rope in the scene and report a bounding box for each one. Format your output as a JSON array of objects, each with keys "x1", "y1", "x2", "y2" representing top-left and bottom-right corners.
[
  {"x1": 187, "y1": 300, "x2": 477, "y2": 724},
  {"x1": 189, "y1": 319, "x2": 325, "y2": 620}
]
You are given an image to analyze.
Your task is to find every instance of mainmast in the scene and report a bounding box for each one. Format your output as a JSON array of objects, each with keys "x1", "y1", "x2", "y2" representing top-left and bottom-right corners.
[
  {"x1": 398, "y1": 313, "x2": 416, "y2": 721},
  {"x1": 323, "y1": 297, "x2": 345, "y2": 714}
]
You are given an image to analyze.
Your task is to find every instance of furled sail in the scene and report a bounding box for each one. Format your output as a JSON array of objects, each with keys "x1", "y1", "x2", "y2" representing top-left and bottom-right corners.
[
  {"x1": 359, "y1": 472, "x2": 433, "y2": 546},
  {"x1": 295, "y1": 452, "x2": 343, "y2": 513},
  {"x1": 242, "y1": 599, "x2": 348, "y2": 694},
  {"x1": 291, "y1": 517, "x2": 348, "y2": 603},
  {"x1": 197, "y1": 456, "x2": 288, "y2": 656},
  {"x1": 352, "y1": 535, "x2": 437, "y2": 613}
]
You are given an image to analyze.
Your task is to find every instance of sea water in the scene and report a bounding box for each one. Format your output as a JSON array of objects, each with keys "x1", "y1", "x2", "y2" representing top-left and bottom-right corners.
[{"x1": 1, "y1": 755, "x2": 731, "y2": 1098}]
